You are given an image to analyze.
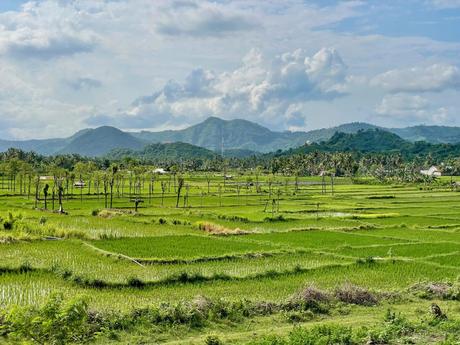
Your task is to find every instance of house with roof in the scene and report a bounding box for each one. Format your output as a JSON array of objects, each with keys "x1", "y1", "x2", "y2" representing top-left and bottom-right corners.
[{"x1": 420, "y1": 166, "x2": 442, "y2": 177}]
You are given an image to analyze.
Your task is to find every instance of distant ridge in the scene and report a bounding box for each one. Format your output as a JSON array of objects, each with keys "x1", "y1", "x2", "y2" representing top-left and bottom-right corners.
[
  {"x1": 58, "y1": 126, "x2": 146, "y2": 156},
  {"x1": 2, "y1": 117, "x2": 460, "y2": 156},
  {"x1": 284, "y1": 129, "x2": 460, "y2": 160},
  {"x1": 106, "y1": 142, "x2": 219, "y2": 161}
]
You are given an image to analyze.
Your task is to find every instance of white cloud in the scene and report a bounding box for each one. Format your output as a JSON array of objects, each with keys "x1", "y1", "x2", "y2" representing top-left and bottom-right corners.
[
  {"x1": 154, "y1": 1, "x2": 258, "y2": 37},
  {"x1": 375, "y1": 93, "x2": 449, "y2": 123},
  {"x1": 0, "y1": 1, "x2": 98, "y2": 59},
  {"x1": 371, "y1": 64, "x2": 460, "y2": 93},
  {"x1": 87, "y1": 47, "x2": 348, "y2": 130},
  {"x1": 0, "y1": 0, "x2": 459, "y2": 138}
]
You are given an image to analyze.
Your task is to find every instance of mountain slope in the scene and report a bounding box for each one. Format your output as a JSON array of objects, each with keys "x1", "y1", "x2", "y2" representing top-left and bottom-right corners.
[
  {"x1": 58, "y1": 126, "x2": 146, "y2": 157},
  {"x1": 106, "y1": 142, "x2": 218, "y2": 161},
  {"x1": 285, "y1": 129, "x2": 460, "y2": 160},
  {"x1": 132, "y1": 117, "x2": 313, "y2": 153},
  {"x1": 3, "y1": 117, "x2": 460, "y2": 156},
  {"x1": 390, "y1": 125, "x2": 460, "y2": 144}
]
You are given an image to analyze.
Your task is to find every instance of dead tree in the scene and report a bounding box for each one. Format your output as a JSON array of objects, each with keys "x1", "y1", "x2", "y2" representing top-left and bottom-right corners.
[
  {"x1": 58, "y1": 185, "x2": 65, "y2": 214},
  {"x1": 43, "y1": 184, "x2": 49, "y2": 210},
  {"x1": 131, "y1": 198, "x2": 144, "y2": 212},
  {"x1": 175, "y1": 177, "x2": 184, "y2": 208}
]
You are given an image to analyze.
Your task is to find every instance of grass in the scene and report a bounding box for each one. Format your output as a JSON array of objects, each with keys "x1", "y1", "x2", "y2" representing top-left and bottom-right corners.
[
  {"x1": 91, "y1": 235, "x2": 282, "y2": 261},
  {"x1": 2, "y1": 175, "x2": 460, "y2": 343}
]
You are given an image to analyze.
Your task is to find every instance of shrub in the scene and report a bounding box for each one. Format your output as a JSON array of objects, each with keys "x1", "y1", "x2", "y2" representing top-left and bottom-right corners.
[
  {"x1": 334, "y1": 283, "x2": 378, "y2": 306},
  {"x1": 410, "y1": 281, "x2": 460, "y2": 300},
  {"x1": 205, "y1": 335, "x2": 222, "y2": 345},
  {"x1": 217, "y1": 214, "x2": 249, "y2": 223},
  {"x1": 356, "y1": 256, "x2": 376, "y2": 265},
  {"x1": 127, "y1": 277, "x2": 145, "y2": 288},
  {"x1": 263, "y1": 215, "x2": 286, "y2": 222},
  {"x1": 0, "y1": 293, "x2": 96, "y2": 344},
  {"x1": 195, "y1": 221, "x2": 245, "y2": 235},
  {"x1": 287, "y1": 285, "x2": 330, "y2": 314},
  {"x1": 2, "y1": 212, "x2": 22, "y2": 230}
]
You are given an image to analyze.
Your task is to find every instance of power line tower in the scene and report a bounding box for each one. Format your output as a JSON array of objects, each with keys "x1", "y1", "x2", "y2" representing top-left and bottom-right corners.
[{"x1": 221, "y1": 125, "x2": 224, "y2": 158}]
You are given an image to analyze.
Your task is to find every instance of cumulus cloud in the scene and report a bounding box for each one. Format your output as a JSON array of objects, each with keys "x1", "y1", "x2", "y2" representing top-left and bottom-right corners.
[
  {"x1": 86, "y1": 47, "x2": 348, "y2": 129},
  {"x1": 0, "y1": 0, "x2": 459, "y2": 138},
  {"x1": 371, "y1": 64, "x2": 460, "y2": 93},
  {"x1": 154, "y1": 1, "x2": 258, "y2": 37},
  {"x1": 376, "y1": 93, "x2": 449, "y2": 123},
  {"x1": 0, "y1": 1, "x2": 98, "y2": 59}
]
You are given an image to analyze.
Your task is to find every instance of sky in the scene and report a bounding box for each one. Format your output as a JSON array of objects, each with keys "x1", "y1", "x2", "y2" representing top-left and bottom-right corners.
[{"x1": 0, "y1": 0, "x2": 459, "y2": 140}]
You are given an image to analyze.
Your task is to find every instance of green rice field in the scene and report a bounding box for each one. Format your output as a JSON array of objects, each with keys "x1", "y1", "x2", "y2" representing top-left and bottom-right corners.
[{"x1": 1, "y1": 175, "x2": 460, "y2": 343}]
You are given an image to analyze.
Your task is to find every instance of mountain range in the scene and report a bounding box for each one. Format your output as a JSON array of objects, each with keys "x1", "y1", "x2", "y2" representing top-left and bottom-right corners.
[{"x1": 2, "y1": 116, "x2": 460, "y2": 157}]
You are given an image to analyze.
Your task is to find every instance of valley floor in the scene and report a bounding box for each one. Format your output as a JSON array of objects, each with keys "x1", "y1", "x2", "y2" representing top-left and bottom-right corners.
[{"x1": 1, "y1": 176, "x2": 460, "y2": 344}]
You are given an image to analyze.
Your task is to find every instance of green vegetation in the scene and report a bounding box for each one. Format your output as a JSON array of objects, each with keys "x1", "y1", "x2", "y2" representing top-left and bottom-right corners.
[
  {"x1": 1, "y1": 153, "x2": 460, "y2": 343},
  {"x1": 5, "y1": 117, "x2": 460, "y2": 156},
  {"x1": 107, "y1": 142, "x2": 219, "y2": 162},
  {"x1": 288, "y1": 129, "x2": 460, "y2": 160}
]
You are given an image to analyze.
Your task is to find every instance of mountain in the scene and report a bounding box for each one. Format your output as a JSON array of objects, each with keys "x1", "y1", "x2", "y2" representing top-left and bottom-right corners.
[
  {"x1": 390, "y1": 125, "x2": 460, "y2": 144},
  {"x1": 132, "y1": 117, "x2": 312, "y2": 153},
  {"x1": 106, "y1": 142, "x2": 218, "y2": 161},
  {"x1": 0, "y1": 127, "x2": 94, "y2": 155},
  {"x1": 58, "y1": 126, "x2": 146, "y2": 157},
  {"x1": 289, "y1": 129, "x2": 409, "y2": 154},
  {"x1": 0, "y1": 138, "x2": 67, "y2": 155},
  {"x1": 285, "y1": 129, "x2": 460, "y2": 160},
  {"x1": 3, "y1": 117, "x2": 460, "y2": 156}
]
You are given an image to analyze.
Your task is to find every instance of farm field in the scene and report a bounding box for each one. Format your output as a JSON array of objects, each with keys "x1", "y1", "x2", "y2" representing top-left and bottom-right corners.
[{"x1": 1, "y1": 175, "x2": 460, "y2": 344}]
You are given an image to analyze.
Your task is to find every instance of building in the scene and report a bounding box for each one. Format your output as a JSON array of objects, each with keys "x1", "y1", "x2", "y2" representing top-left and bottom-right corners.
[
  {"x1": 420, "y1": 166, "x2": 442, "y2": 177},
  {"x1": 74, "y1": 180, "x2": 86, "y2": 188},
  {"x1": 153, "y1": 168, "x2": 167, "y2": 174}
]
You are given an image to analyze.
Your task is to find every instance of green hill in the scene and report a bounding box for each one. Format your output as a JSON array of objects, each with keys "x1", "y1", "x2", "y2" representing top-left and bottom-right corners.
[
  {"x1": 106, "y1": 142, "x2": 218, "y2": 161},
  {"x1": 132, "y1": 117, "x2": 312, "y2": 153},
  {"x1": 58, "y1": 126, "x2": 146, "y2": 157},
  {"x1": 391, "y1": 125, "x2": 460, "y2": 144},
  {"x1": 3, "y1": 117, "x2": 460, "y2": 156},
  {"x1": 286, "y1": 129, "x2": 460, "y2": 160}
]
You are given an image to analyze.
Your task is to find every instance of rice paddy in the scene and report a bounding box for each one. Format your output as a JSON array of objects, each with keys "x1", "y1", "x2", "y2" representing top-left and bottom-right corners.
[{"x1": 1, "y1": 175, "x2": 460, "y2": 343}]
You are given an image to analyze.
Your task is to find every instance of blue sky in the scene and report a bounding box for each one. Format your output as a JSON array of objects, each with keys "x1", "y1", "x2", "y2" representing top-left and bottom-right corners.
[
  {"x1": 319, "y1": 1, "x2": 460, "y2": 42},
  {"x1": 0, "y1": 0, "x2": 24, "y2": 12},
  {"x1": 0, "y1": 0, "x2": 459, "y2": 139}
]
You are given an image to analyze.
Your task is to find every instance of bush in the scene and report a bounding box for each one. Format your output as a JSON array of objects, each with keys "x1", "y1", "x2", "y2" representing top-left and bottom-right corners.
[
  {"x1": 1, "y1": 212, "x2": 22, "y2": 231},
  {"x1": 217, "y1": 214, "x2": 249, "y2": 223},
  {"x1": 410, "y1": 281, "x2": 460, "y2": 301},
  {"x1": 356, "y1": 256, "x2": 376, "y2": 265},
  {"x1": 0, "y1": 293, "x2": 96, "y2": 344},
  {"x1": 334, "y1": 283, "x2": 378, "y2": 306},
  {"x1": 263, "y1": 215, "x2": 286, "y2": 222},
  {"x1": 252, "y1": 325, "x2": 355, "y2": 345},
  {"x1": 38, "y1": 216, "x2": 47, "y2": 225},
  {"x1": 205, "y1": 335, "x2": 222, "y2": 345},
  {"x1": 287, "y1": 285, "x2": 330, "y2": 314},
  {"x1": 127, "y1": 277, "x2": 145, "y2": 288}
]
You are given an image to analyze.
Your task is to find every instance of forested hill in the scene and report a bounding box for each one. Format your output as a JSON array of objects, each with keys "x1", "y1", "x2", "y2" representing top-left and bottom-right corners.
[
  {"x1": 105, "y1": 142, "x2": 219, "y2": 162},
  {"x1": 282, "y1": 129, "x2": 460, "y2": 160},
  {"x1": 3, "y1": 117, "x2": 460, "y2": 156},
  {"x1": 58, "y1": 126, "x2": 146, "y2": 157},
  {"x1": 132, "y1": 116, "x2": 311, "y2": 153}
]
